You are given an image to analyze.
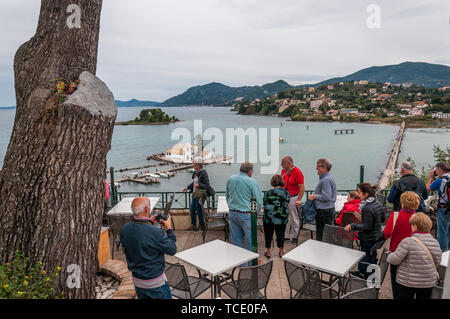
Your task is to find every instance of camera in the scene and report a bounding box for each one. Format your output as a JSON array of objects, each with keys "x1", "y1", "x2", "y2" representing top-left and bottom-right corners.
[{"x1": 152, "y1": 213, "x2": 169, "y2": 223}]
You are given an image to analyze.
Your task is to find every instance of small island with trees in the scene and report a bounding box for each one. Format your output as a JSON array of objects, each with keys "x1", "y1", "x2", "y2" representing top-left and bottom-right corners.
[{"x1": 116, "y1": 108, "x2": 180, "y2": 125}]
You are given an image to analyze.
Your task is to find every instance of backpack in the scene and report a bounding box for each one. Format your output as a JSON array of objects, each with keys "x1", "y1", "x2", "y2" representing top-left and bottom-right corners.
[
  {"x1": 302, "y1": 200, "x2": 317, "y2": 223},
  {"x1": 397, "y1": 180, "x2": 426, "y2": 212},
  {"x1": 438, "y1": 176, "x2": 450, "y2": 213}
]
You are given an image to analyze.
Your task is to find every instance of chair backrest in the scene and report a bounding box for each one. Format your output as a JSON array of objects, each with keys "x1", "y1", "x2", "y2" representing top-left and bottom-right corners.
[
  {"x1": 284, "y1": 260, "x2": 308, "y2": 295},
  {"x1": 302, "y1": 266, "x2": 323, "y2": 298},
  {"x1": 236, "y1": 261, "x2": 273, "y2": 297},
  {"x1": 378, "y1": 248, "x2": 389, "y2": 285},
  {"x1": 341, "y1": 212, "x2": 360, "y2": 227},
  {"x1": 323, "y1": 224, "x2": 354, "y2": 249},
  {"x1": 165, "y1": 261, "x2": 191, "y2": 298},
  {"x1": 107, "y1": 215, "x2": 133, "y2": 239},
  {"x1": 438, "y1": 265, "x2": 446, "y2": 287},
  {"x1": 341, "y1": 287, "x2": 378, "y2": 299},
  {"x1": 432, "y1": 286, "x2": 443, "y2": 299}
]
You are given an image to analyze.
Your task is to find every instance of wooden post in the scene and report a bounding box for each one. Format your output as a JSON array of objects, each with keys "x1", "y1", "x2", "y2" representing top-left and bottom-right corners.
[{"x1": 110, "y1": 167, "x2": 117, "y2": 205}]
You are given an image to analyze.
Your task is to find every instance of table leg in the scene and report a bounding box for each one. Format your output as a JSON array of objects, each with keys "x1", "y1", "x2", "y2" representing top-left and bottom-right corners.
[{"x1": 213, "y1": 276, "x2": 217, "y2": 299}]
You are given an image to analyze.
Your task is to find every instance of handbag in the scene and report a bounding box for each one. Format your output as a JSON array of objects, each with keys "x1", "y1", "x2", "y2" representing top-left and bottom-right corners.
[
  {"x1": 412, "y1": 236, "x2": 439, "y2": 281},
  {"x1": 302, "y1": 200, "x2": 317, "y2": 223},
  {"x1": 192, "y1": 188, "x2": 207, "y2": 201},
  {"x1": 381, "y1": 211, "x2": 399, "y2": 251}
]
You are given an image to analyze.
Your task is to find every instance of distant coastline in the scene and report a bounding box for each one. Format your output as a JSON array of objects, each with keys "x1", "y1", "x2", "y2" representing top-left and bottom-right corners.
[
  {"x1": 115, "y1": 120, "x2": 183, "y2": 126},
  {"x1": 236, "y1": 111, "x2": 449, "y2": 129}
]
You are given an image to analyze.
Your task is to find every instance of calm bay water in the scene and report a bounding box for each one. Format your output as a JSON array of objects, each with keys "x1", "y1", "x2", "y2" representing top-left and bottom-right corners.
[{"x1": 0, "y1": 107, "x2": 449, "y2": 192}]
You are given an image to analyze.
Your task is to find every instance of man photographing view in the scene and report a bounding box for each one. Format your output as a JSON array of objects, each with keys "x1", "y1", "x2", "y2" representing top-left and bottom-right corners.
[
  {"x1": 427, "y1": 162, "x2": 450, "y2": 251},
  {"x1": 120, "y1": 197, "x2": 177, "y2": 299}
]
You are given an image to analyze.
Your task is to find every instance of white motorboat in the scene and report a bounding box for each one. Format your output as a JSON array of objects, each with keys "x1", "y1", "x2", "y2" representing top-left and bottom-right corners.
[
  {"x1": 158, "y1": 172, "x2": 169, "y2": 178},
  {"x1": 146, "y1": 174, "x2": 160, "y2": 179},
  {"x1": 221, "y1": 160, "x2": 232, "y2": 165}
]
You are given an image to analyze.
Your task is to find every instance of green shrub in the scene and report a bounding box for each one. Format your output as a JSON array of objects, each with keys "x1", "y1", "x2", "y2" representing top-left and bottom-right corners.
[{"x1": 0, "y1": 250, "x2": 63, "y2": 299}]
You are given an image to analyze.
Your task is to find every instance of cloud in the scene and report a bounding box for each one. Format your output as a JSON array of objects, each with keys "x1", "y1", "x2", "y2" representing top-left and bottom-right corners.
[{"x1": 0, "y1": 0, "x2": 448, "y2": 106}]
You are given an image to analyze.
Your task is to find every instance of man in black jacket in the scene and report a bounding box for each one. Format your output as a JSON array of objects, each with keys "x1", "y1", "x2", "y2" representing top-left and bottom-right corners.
[{"x1": 387, "y1": 162, "x2": 428, "y2": 212}]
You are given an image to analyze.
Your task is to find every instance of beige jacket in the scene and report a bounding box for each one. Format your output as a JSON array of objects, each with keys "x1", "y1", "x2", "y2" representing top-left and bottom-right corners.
[{"x1": 387, "y1": 233, "x2": 442, "y2": 288}]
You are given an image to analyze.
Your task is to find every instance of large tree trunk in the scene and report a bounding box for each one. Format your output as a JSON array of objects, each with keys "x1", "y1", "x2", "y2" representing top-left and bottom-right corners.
[{"x1": 0, "y1": 0, "x2": 117, "y2": 299}]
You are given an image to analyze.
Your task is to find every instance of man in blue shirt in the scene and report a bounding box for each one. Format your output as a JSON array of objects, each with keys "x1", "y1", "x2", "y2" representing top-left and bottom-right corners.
[
  {"x1": 427, "y1": 162, "x2": 450, "y2": 251},
  {"x1": 309, "y1": 158, "x2": 337, "y2": 241},
  {"x1": 226, "y1": 162, "x2": 263, "y2": 262},
  {"x1": 120, "y1": 197, "x2": 176, "y2": 299}
]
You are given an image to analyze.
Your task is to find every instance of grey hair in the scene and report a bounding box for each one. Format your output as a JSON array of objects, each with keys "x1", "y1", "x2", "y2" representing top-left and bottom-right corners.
[
  {"x1": 240, "y1": 162, "x2": 254, "y2": 173},
  {"x1": 131, "y1": 198, "x2": 150, "y2": 215},
  {"x1": 317, "y1": 158, "x2": 332, "y2": 171},
  {"x1": 401, "y1": 161, "x2": 414, "y2": 171}
]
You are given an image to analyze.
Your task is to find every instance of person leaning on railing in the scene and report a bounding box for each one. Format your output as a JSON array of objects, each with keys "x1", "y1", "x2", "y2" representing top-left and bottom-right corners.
[
  {"x1": 183, "y1": 157, "x2": 213, "y2": 232},
  {"x1": 383, "y1": 191, "x2": 421, "y2": 299},
  {"x1": 426, "y1": 162, "x2": 450, "y2": 252}
]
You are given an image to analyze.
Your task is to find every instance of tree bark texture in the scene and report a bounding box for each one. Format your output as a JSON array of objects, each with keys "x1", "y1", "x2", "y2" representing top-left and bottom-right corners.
[{"x1": 0, "y1": 0, "x2": 117, "y2": 299}]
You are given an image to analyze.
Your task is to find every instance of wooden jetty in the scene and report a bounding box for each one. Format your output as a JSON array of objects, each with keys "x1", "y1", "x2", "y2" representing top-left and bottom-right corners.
[
  {"x1": 378, "y1": 121, "x2": 406, "y2": 189},
  {"x1": 116, "y1": 177, "x2": 160, "y2": 184},
  {"x1": 335, "y1": 129, "x2": 354, "y2": 135}
]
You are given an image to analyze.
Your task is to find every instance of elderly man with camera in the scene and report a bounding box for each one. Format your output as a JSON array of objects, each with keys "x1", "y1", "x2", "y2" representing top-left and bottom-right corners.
[
  {"x1": 120, "y1": 197, "x2": 177, "y2": 299},
  {"x1": 427, "y1": 162, "x2": 450, "y2": 251}
]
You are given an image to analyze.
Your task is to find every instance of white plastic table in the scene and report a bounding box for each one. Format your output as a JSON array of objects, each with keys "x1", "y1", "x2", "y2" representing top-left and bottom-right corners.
[
  {"x1": 107, "y1": 197, "x2": 160, "y2": 216},
  {"x1": 282, "y1": 239, "x2": 365, "y2": 297},
  {"x1": 216, "y1": 196, "x2": 229, "y2": 215},
  {"x1": 335, "y1": 195, "x2": 348, "y2": 213},
  {"x1": 441, "y1": 250, "x2": 449, "y2": 267},
  {"x1": 175, "y1": 239, "x2": 259, "y2": 298}
]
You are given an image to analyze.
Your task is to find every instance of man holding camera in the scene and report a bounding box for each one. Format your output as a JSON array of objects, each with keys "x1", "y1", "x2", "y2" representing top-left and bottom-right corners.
[
  {"x1": 120, "y1": 197, "x2": 177, "y2": 299},
  {"x1": 427, "y1": 162, "x2": 450, "y2": 251}
]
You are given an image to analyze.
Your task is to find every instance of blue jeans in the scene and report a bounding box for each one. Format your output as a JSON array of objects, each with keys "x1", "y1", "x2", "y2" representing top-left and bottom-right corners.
[
  {"x1": 436, "y1": 208, "x2": 450, "y2": 251},
  {"x1": 229, "y1": 211, "x2": 252, "y2": 267},
  {"x1": 189, "y1": 199, "x2": 204, "y2": 228},
  {"x1": 135, "y1": 282, "x2": 172, "y2": 299}
]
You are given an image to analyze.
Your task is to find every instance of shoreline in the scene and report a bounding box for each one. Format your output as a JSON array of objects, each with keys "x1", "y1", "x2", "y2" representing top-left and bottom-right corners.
[
  {"x1": 115, "y1": 120, "x2": 184, "y2": 126},
  {"x1": 235, "y1": 111, "x2": 449, "y2": 129}
]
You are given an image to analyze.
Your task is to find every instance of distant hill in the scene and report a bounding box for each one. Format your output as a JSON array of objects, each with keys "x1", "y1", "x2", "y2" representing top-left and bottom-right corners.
[
  {"x1": 316, "y1": 62, "x2": 450, "y2": 88},
  {"x1": 114, "y1": 99, "x2": 160, "y2": 107},
  {"x1": 0, "y1": 106, "x2": 16, "y2": 109},
  {"x1": 159, "y1": 80, "x2": 294, "y2": 106}
]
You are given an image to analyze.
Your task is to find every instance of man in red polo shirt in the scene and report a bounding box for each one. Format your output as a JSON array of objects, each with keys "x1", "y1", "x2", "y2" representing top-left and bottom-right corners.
[{"x1": 281, "y1": 156, "x2": 305, "y2": 244}]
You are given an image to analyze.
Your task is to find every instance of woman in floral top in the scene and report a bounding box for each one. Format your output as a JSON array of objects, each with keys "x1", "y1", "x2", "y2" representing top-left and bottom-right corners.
[{"x1": 263, "y1": 175, "x2": 291, "y2": 258}]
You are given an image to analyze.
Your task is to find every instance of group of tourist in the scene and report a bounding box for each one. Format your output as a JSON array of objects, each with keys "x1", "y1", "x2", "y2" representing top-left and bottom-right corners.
[{"x1": 117, "y1": 157, "x2": 449, "y2": 299}]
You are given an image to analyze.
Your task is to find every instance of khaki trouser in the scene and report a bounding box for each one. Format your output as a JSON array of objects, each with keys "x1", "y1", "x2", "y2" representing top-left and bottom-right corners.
[{"x1": 284, "y1": 195, "x2": 299, "y2": 239}]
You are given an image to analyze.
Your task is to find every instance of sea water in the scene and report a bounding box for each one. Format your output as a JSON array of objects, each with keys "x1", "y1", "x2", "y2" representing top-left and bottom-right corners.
[{"x1": 0, "y1": 107, "x2": 448, "y2": 192}]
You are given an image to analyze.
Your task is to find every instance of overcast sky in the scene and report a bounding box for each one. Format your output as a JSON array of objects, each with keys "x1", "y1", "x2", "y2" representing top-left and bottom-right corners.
[{"x1": 0, "y1": 0, "x2": 449, "y2": 106}]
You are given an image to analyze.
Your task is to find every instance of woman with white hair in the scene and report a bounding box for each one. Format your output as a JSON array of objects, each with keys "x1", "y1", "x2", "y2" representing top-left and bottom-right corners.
[{"x1": 183, "y1": 158, "x2": 214, "y2": 231}]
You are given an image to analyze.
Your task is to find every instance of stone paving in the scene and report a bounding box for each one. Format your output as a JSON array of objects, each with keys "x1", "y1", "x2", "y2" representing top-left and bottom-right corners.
[{"x1": 110, "y1": 227, "x2": 393, "y2": 299}]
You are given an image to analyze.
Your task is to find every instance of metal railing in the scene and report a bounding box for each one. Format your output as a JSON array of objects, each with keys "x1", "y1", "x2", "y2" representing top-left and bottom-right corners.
[{"x1": 112, "y1": 189, "x2": 391, "y2": 210}]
